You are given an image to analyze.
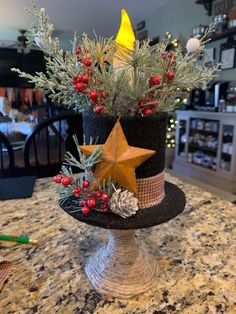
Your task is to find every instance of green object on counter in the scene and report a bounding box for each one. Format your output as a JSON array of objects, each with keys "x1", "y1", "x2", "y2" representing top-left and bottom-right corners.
[{"x1": 0, "y1": 234, "x2": 39, "y2": 246}]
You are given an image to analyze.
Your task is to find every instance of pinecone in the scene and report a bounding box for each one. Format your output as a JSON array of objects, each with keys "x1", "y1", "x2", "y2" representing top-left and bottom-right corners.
[
  {"x1": 109, "y1": 189, "x2": 139, "y2": 218},
  {"x1": 113, "y1": 95, "x2": 137, "y2": 117}
]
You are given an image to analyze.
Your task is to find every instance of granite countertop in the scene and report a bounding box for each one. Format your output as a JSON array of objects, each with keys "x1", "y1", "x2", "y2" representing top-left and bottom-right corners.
[{"x1": 0, "y1": 174, "x2": 235, "y2": 314}]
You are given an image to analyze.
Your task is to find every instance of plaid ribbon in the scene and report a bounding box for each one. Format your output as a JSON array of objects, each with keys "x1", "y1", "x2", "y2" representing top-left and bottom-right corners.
[
  {"x1": 137, "y1": 170, "x2": 165, "y2": 209},
  {"x1": 0, "y1": 261, "x2": 12, "y2": 290}
]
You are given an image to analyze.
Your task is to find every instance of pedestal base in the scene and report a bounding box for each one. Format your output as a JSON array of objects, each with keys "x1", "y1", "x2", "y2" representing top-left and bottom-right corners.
[{"x1": 85, "y1": 230, "x2": 158, "y2": 298}]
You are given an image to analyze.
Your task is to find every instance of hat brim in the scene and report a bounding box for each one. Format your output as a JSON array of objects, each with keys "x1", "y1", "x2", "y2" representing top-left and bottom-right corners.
[{"x1": 60, "y1": 181, "x2": 186, "y2": 230}]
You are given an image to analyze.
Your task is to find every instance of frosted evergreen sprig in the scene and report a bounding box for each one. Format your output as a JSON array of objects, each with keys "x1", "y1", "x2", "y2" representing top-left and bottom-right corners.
[{"x1": 63, "y1": 135, "x2": 103, "y2": 170}]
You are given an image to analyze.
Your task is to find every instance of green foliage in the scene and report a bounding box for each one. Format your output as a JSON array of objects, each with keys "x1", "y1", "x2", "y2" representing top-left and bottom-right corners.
[
  {"x1": 63, "y1": 135, "x2": 103, "y2": 170},
  {"x1": 12, "y1": 1, "x2": 219, "y2": 116}
]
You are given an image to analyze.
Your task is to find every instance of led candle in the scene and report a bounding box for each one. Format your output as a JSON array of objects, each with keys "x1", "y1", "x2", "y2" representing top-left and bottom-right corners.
[{"x1": 113, "y1": 9, "x2": 135, "y2": 75}]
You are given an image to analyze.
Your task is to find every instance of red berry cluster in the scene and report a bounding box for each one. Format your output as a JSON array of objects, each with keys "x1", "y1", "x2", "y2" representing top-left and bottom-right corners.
[
  {"x1": 162, "y1": 51, "x2": 176, "y2": 81},
  {"x1": 54, "y1": 174, "x2": 72, "y2": 186},
  {"x1": 138, "y1": 98, "x2": 159, "y2": 116},
  {"x1": 89, "y1": 88, "x2": 109, "y2": 114},
  {"x1": 72, "y1": 46, "x2": 109, "y2": 115},
  {"x1": 137, "y1": 74, "x2": 161, "y2": 115},
  {"x1": 80, "y1": 190, "x2": 109, "y2": 215},
  {"x1": 137, "y1": 50, "x2": 176, "y2": 116},
  {"x1": 54, "y1": 174, "x2": 109, "y2": 215}
]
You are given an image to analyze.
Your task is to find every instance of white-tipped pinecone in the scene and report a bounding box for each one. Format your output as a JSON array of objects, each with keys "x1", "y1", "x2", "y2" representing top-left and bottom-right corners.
[{"x1": 109, "y1": 189, "x2": 139, "y2": 218}]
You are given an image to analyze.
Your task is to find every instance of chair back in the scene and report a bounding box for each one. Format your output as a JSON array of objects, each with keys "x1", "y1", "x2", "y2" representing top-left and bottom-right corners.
[
  {"x1": 24, "y1": 104, "x2": 69, "y2": 121},
  {"x1": 24, "y1": 112, "x2": 83, "y2": 178},
  {"x1": 0, "y1": 131, "x2": 14, "y2": 177}
]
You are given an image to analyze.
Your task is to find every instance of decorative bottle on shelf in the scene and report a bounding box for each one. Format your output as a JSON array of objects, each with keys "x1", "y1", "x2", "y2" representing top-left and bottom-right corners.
[{"x1": 218, "y1": 98, "x2": 226, "y2": 112}]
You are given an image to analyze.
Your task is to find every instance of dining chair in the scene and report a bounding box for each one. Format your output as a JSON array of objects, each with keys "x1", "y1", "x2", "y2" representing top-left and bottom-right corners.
[
  {"x1": 23, "y1": 112, "x2": 83, "y2": 178},
  {"x1": 23, "y1": 103, "x2": 69, "y2": 123},
  {"x1": 0, "y1": 131, "x2": 14, "y2": 177}
]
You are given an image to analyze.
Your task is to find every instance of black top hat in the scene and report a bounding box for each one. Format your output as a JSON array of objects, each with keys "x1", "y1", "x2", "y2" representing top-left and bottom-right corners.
[{"x1": 60, "y1": 112, "x2": 185, "y2": 229}]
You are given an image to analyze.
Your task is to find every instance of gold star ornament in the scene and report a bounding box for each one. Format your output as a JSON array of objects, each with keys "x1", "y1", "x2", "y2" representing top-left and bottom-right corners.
[{"x1": 80, "y1": 120, "x2": 155, "y2": 194}]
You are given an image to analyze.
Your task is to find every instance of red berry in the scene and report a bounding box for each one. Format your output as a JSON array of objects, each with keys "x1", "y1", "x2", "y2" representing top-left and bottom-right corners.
[
  {"x1": 81, "y1": 74, "x2": 89, "y2": 84},
  {"x1": 87, "y1": 193, "x2": 92, "y2": 198},
  {"x1": 171, "y1": 59, "x2": 176, "y2": 65},
  {"x1": 89, "y1": 90, "x2": 98, "y2": 102},
  {"x1": 138, "y1": 99, "x2": 146, "y2": 107},
  {"x1": 72, "y1": 187, "x2": 82, "y2": 197},
  {"x1": 61, "y1": 177, "x2": 72, "y2": 186},
  {"x1": 93, "y1": 106, "x2": 103, "y2": 114},
  {"x1": 143, "y1": 108, "x2": 153, "y2": 115},
  {"x1": 94, "y1": 191, "x2": 101, "y2": 198},
  {"x1": 87, "y1": 198, "x2": 97, "y2": 208},
  {"x1": 100, "y1": 193, "x2": 108, "y2": 201},
  {"x1": 166, "y1": 70, "x2": 175, "y2": 81},
  {"x1": 82, "y1": 180, "x2": 90, "y2": 188},
  {"x1": 168, "y1": 51, "x2": 173, "y2": 58},
  {"x1": 101, "y1": 90, "x2": 108, "y2": 99},
  {"x1": 150, "y1": 98, "x2": 158, "y2": 108},
  {"x1": 82, "y1": 206, "x2": 90, "y2": 215},
  {"x1": 72, "y1": 76, "x2": 79, "y2": 85},
  {"x1": 102, "y1": 206, "x2": 109, "y2": 212},
  {"x1": 80, "y1": 200, "x2": 87, "y2": 206},
  {"x1": 162, "y1": 52, "x2": 168, "y2": 59},
  {"x1": 149, "y1": 75, "x2": 161, "y2": 86},
  {"x1": 54, "y1": 175, "x2": 62, "y2": 184},
  {"x1": 100, "y1": 101, "x2": 105, "y2": 107},
  {"x1": 75, "y1": 46, "x2": 81, "y2": 55},
  {"x1": 83, "y1": 58, "x2": 92, "y2": 66},
  {"x1": 75, "y1": 82, "x2": 84, "y2": 92}
]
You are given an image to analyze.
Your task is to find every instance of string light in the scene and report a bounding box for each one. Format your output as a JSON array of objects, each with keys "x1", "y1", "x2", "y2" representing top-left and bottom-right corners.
[
  {"x1": 165, "y1": 32, "x2": 172, "y2": 39},
  {"x1": 166, "y1": 115, "x2": 177, "y2": 148}
]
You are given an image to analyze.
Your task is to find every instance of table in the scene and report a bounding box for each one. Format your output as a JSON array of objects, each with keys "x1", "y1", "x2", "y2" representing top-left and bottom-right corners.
[
  {"x1": 0, "y1": 174, "x2": 235, "y2": 313},
  {"x1": 0, "y1": 122, "x2": 34, "y2": 136}
]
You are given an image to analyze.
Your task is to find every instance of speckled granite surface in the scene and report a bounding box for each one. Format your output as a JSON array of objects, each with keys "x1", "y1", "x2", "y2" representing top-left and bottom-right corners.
[{"x1": 0, "y1": 174, "x2": 235, "y2": 314}]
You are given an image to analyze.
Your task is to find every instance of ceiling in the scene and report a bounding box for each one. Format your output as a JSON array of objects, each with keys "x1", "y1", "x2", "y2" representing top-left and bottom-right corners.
[{"x1": 0, "y1": 0, "x2": 172, "y2": 47}]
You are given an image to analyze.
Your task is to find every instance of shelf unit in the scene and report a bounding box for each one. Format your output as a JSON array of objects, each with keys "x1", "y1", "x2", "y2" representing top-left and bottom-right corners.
[
  {"x1": 208, "y1": 27, "x2": 236, "y2": 42},
  {"x1": 173, "y1": 110, "x2": 236, "y2": 193}
]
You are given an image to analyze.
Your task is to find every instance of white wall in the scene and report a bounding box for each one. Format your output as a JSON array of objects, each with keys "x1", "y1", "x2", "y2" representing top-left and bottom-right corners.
[{"x1": 146, "y1": 0, "x2": 210, "y2": 39}]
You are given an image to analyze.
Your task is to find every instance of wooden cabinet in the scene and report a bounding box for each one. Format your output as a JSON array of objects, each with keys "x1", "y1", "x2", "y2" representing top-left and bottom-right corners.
[{"x1": 173, "y1": 110, "x2": 236, "y2": 193}]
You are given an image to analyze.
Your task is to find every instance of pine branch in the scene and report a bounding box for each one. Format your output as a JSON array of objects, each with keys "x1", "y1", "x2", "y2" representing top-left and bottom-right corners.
[{"x1": 63, "y1": 135, "x2": 103, "y2": 170}]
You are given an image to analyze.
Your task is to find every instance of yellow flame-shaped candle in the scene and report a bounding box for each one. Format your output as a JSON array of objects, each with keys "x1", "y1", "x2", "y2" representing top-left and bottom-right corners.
[
  {"x1": 116, "y1": 9, "x2": 135, "y2": 50},
  {"x1": 113, "y1": 9, "x2": 135, "y2": 74}
]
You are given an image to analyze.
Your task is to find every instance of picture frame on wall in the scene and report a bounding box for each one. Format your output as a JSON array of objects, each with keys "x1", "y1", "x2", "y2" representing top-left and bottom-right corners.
[
  {"x1": 220, "y1": 37, "x2": 236, "y2": 70},
  {"x1": 220, "y1": 47, "x2": 235, "y2": 69},
  {"x1": 203, "y1": 48, "x2": 215, "y2": 67},
  {"x1": 137, "y1": 30, "x2": 148, "y2": 42}
]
